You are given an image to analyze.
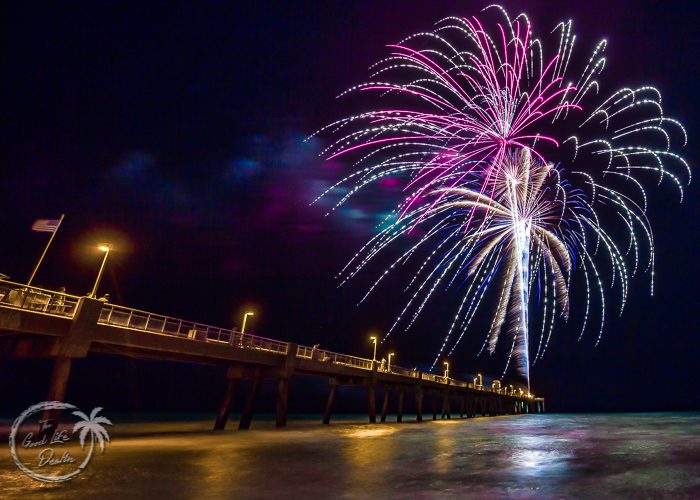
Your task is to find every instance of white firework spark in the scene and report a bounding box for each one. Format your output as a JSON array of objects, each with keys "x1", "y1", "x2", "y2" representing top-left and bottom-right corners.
[{"x1": 311, "y1": 5, "x2": 689, "y2": 387}]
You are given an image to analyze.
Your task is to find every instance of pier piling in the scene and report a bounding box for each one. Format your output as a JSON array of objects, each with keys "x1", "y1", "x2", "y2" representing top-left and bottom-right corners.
[
  {"x1": 275, "y1": 376, "x2": 289, "y2": 428},
  {"x1": 441, "y1": 391, "x2": 451, "y2": 419},
  {"x1": 239, "y1": 375, "x2": 262, "y2": 430},
  {"x1": 381, "y1": 387, "x2": 390, "y2": 423},
  {"x1": 415, "y1": 386, "x2": 423, "y2": 422},
  {"x1": 367, "y1": 384, "x2": 377, "y2": 423},
  {"x1": 213, "y1": 366, "x2": 239, "y2": 430},
  {"x1": 322, "y1": 379, "x2": 337, "y2": 424}
]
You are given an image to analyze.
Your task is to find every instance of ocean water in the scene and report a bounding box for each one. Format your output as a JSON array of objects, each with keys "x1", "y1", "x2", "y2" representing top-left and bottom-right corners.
[{"x1": 1, "y1": 413, "x2": 699, "y2": 498}]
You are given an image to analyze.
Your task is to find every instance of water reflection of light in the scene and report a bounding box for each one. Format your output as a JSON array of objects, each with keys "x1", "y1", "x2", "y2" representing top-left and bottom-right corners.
[
  {"x1": 342, "y1": 425, "x2": 398, "y2": 495},
  {"x1": 433, "y1": 429, "x2": 456, "y2": 474},
  {"x1": 514, "y1": 449, "x2": 554, "y2": 468},
  {"x1": 509, "y1": 434, "x2": 571, "y2": 476},
  {"x1": 341, "y1": 427, "x2": 397, "y2": 439}
]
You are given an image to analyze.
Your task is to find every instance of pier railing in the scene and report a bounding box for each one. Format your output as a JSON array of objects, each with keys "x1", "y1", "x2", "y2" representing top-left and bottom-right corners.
[
  {"x1": 297, "y1": 345, "x2": 373, "y2": 370},
  {"x1": 389, "y1": 365, "x2": 420, "y2": 378},
  {"x1": 0, "y1": 280, "x2": 533, "y2": 397},
  {"x1": 98, "y1": 302, "x2": 290, "y2": 355},
  {"x1": 0, "y1": 280, "x2": 80, "y2": 317}
]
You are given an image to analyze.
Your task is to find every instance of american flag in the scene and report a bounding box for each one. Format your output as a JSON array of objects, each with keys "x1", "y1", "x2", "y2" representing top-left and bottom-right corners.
[{"x1": 31, "y1": 219, "x2": 61, "y2": 233}]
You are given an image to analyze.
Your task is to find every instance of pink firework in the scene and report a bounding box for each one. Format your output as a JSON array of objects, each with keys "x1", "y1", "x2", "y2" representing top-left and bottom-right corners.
[{"x1": 312, "y1": 5, "x2": 689, "y2": 387}]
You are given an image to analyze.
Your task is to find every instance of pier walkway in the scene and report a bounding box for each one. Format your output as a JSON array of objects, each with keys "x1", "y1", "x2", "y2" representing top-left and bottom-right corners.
[{"x1": 0, "y1": 280, "x2": 544, "y2": 430}]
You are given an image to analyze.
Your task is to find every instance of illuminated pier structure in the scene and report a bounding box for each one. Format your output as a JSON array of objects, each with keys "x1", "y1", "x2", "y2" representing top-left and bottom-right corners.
[{"x1": 0, "y1": 280, "x2": 544, "y2": 430}]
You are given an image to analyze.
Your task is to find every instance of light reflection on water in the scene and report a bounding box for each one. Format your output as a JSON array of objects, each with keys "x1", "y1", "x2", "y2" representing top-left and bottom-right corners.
[{"x1": 1, "y1": 413, "x2": 699, "y2": 498}]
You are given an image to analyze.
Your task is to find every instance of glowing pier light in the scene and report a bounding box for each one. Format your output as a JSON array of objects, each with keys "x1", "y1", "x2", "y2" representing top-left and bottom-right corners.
[
  {"x1": 90, "y1": 243, "x2": 112, "y2": 299},
  {"x1": 369, "y1": 336, "x2": 377, "y2": 362},
  {"x1": 241, "y1": 312, "x2": 254, "y2": 334}
]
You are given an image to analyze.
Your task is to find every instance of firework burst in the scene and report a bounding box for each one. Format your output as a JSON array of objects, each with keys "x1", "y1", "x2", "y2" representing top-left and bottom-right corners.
[{"x1": 311, "y1": 5, "x2": 689, "y2": 387}]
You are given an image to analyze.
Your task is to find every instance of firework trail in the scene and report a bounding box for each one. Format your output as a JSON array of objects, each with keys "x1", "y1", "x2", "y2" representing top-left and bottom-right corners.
[{"x1": 311, "y1": 5, "x2": 689, "y2": 388}]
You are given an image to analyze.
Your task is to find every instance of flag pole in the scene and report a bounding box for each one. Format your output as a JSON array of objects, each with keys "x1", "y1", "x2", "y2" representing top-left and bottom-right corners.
[{"x1": 27, "y1": 214, "x2": 65, "y2": 286}]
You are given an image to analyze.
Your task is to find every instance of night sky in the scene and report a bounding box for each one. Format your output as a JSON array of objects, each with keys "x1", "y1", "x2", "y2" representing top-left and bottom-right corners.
[{"x1": 1, "y1": 1, "x2": 698, "y2": 414}]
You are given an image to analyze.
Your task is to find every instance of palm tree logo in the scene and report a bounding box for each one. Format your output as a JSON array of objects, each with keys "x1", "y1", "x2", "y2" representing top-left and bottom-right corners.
[
  {"x1": 9, "y1": 401, "x2": 114, "y2": 483},
  {"x1": 72, "y1": 407, "x2": 113, "y2": 470}
]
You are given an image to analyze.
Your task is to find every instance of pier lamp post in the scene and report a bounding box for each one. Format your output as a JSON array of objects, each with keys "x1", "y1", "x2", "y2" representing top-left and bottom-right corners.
[
  {"x1": 443, "y1": 361, "x2": 449, "y2": 380},
  {"x1": 90, "y1": 243, "x2": 112, "y2": 298},
  {"x1": 477, "y1": 373, "x2": 483, "y2": 389},
  {"x1": 241, "y1": 312, "x2": 254, "y2": 334},
  {"x1": 509, "y1": 385, "x2": 514, "y2": 396},
  {"x1": 369, "y1": 336, "x2": 377, "y2": 362},
  {"x1": 387, "y1": 353, "x2": 394, "y2": 372}
]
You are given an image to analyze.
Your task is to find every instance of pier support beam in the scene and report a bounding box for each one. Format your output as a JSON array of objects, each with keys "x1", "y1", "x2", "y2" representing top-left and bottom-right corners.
[
  {"x1": 441, "y1": 391, "x2": 451, "y2": 419},
  {"x1": 381, "y1": 387, "x2": 390, "y2": 423},
  {"x1": 322, "y1": 379, "x2": 337, "y2": 425},
  {"x1": 274, "y1": 343, "x2": 298, "y2": 428},
  {"x1": 415, "y1": 386, "x2": 423, "y2": 422},
  {"x1": 213, "y1": 366, "x2": 239, "y2": 430},
  {"x1": 46, "y1": 356, "x2": 72, "y2": 403},
  {"x1": 275, "y1": 377, "x2": 289, "y2": 428},
  {"x1": 43, "y1": 297, "x2": 104, "y2": 424},
  {"x1": 367, "y1": 361, "x2": 377, "y2": 423},
  {"x1": 396, "y1": 389, "x2": 404, "y2": 423},
  {"x1": 367, "y1": 384, "x2": 377, "y2": 423},
  {"x1": 459, "y1": 396, "x2": 466, "y2": 418},
  {"x1": 431, "y1": 392, "x2": 437, "y2": 420},
  {"x1": 43, "y1": 356, "x2": 73, "y2": 424},
  {"x1": 239, "y1": 376, "x2": 262, "y2": 430}
]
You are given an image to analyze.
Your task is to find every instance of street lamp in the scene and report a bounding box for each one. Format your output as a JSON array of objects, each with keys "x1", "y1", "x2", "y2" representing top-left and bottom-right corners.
[
  {"x1": 241, "y1": 312, "x2": 254, "y2": 334},
  {"x1": 90, "y1": 243, "x2": 112, "y2": 298},
  {"x1": 477, "y1": 373, "x2": 483, "y2": 389},
  {"x1": 387, "y1": 352, "x2": 394, "y2": 372},
  {"x1": 443, "y1": 361, "x2": 450, "y2": 379},
  {"x1": 369, "y1": 336, "x2": 377, "y2": 362}
]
